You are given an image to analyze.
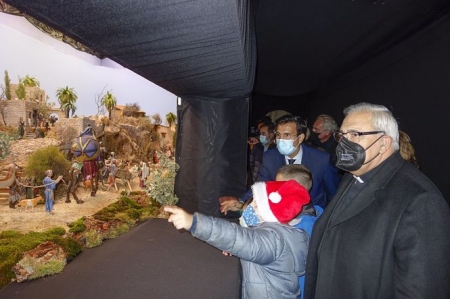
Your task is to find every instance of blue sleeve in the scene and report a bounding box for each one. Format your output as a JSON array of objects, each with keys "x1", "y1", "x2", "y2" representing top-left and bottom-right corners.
[
  {"x1": 189, "y1": 214, "x2": 198, "y2": 232},
  {"x1": 241, "y1": 148, "x2": 278, "y2": 202},
  {"x1": 251, "y1": 146, "x2": 264, "y2": 183},
  {"x1": 258, "y1": 158, "x2": 271, "y2": 182},
  {"x1": 240, "y1": 189, "x2": 252, "y2": 202},
  {"x1": 43, "y1": 177, "x2": 57, "y2": 189},
  {"x1": 323, "y1": 158, "x2": 340, "y2": 202}
]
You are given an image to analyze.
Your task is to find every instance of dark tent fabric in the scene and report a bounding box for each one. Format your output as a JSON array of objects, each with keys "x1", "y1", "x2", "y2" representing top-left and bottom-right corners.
[
  {"x1": 3, "y1": 0, "x2": 256, "y2": 98},
  {"x1": 4, "y1": 0, "x2": 450, "y2": 207},
  {"x1": 308, "y1": 14, "x2": 450, "y2": 204},
  {"x1": 253, "y1": 0, "x2": 450, "y2": 97},
  {"x1": 175, "y1": 97, "x2": 249, "y2": 215}
]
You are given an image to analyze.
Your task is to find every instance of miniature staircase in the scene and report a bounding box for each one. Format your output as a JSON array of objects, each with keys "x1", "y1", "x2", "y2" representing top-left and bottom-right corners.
[
  {"x1": 24, "y1": 133, "x2": 35, "y2": 139},
  {"x1": 0, "y1": 187, "x2": 9, "y2": 205}
]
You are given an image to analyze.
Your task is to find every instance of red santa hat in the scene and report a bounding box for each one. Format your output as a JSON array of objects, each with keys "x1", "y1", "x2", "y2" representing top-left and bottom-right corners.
[{"x1": 251, "y1": 180, "x2": 310, "y2": 224}]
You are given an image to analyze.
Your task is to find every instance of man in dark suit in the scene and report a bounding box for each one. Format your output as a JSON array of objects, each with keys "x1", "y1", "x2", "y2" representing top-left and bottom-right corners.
[
  {"x1": 308, "y1": 114, "x2": 339, "y2": 164},
  {"x1": 304, "y1": 102, "x2": 450, "y2": 299},
  {"x1": 220, "y1": 115, "x2": 340, "y2": 213}
]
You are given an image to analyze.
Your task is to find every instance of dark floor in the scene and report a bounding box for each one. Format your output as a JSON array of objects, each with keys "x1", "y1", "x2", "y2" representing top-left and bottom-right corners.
[{"x1": 0, "y1": 218, "x2": 241, "y2": 299}]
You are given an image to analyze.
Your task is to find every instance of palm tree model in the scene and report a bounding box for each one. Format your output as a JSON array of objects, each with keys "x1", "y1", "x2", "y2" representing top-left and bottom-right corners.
[
  {"x1": 22, "y1": 75, "x2": 40, "y2": 87},
  {"x1": 165, "y1": 112, "x2": 176, "y2": 128},
  {"x1": 56, "y1": 86, "x2": 78, "y2": 118},
  {"x1": 101, "y1": 91, "x2": 117, "y2": 120}
]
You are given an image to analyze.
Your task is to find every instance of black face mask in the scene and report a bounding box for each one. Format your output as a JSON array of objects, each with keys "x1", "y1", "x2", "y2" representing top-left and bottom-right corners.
[
  {"x1": 309, "y1": 132, "x2": 321, "y2": 146},
  {"x1": 335, "y1": 135, "x2": 384, "y2": 172}
]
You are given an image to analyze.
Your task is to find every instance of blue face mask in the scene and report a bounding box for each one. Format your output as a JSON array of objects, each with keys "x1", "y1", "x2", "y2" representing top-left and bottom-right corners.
[
  {"x1": 277, "y1": 137, "x2": 299, "y2": 156},
  {"x1": 239, "y1": 205, "x2": 260, "y2": 227},
  {"x1": 259, "y1": 135, "x2": 268, "y2": 145}
]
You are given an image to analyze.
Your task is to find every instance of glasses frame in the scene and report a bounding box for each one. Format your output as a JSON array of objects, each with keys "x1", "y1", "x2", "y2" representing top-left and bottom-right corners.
[
  {"x1": 333, "y1": 130, "x2": 385, "y2": 142},
  {"x1": 275, "y1": 132, "x2": 298, "y2": 140}
]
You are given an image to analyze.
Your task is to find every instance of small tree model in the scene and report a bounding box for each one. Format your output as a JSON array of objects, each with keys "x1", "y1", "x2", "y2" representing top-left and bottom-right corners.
[
  {"x1": 0, "y1": 100, "x2": 7, "y2": 125},
  {"x1": 4, "y1": 70, "x2": 11, "y2": 100},
  {"x1": 22, "y1": 75, "x2": 40, "y2": 87},
  {"x1": 165, "y1": 112, "x2": 176, "y2": 127},
  {"x1": 56, "y1": 86, "x2": 78, "y2": 118},
  {"x1": 151, "y1": 113, "x2": 162, "y2": 126},
  {"x1": 101, "y1": 91, "x2": 117, "y2": 120},
  {"x1": 0, "y1": 83, "x2": 4, "y2": 100},
  {"x1": 0, "y1": 132, "x2": 14, "y2": 159},
  {"x1": 94, "y1": 86, "x2": 107, "y2": 116},
  {"x1": 25, "y1": 145, "x2": 71, "y2": 183},
  {"x1": 15, "y1": 80, "x2": 26, "y2": 100},
  {"x1": 146, "y1": 151, "x2": 179, "y2": 206}
]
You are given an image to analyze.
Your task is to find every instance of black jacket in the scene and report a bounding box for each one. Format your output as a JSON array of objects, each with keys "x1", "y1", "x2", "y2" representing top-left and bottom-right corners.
[{"x1": 304, "y1": 152, "x2": 450, "y2": 299}]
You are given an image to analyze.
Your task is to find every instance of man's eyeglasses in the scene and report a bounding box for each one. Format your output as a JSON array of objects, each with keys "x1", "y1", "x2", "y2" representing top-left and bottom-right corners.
[{"x1": 333, "y1": 130, "x2": 385, "y2": 142}]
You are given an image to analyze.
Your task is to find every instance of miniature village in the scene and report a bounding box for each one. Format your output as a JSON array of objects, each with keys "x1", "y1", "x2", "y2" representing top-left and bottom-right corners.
[{"x1": 0, "y1": 75, "x2": 179, "y2": 289}]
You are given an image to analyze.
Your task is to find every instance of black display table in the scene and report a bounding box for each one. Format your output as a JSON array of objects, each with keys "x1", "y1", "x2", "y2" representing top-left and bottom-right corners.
[{"x1": 1, "y1": 218, "x2": 241, "y2": 299}]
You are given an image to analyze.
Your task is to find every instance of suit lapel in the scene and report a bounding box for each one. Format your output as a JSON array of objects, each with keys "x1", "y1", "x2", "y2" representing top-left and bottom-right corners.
[
  {"x1": 276, "y1": 148, "x2": 285, "y2": 165},
  {"x1": 328, "y1": 153, "x2": 405, "y2": 227},
  {"x1": 301, "y1": 145, "x2": 312, "y2": 166}
]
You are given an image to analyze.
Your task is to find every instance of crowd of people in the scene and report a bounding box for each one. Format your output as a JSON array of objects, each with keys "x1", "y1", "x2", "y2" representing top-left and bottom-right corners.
[{"x1": 165, "y1": 102, "x2": 450, "y2": 299}]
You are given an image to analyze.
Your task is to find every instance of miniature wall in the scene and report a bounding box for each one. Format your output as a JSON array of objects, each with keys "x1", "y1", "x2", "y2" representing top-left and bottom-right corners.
[{"x1": 1, "y1": 99, "x2": 40, "y2": 129}]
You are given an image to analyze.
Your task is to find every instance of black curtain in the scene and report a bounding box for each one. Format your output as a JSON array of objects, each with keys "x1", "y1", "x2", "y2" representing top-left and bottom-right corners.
[
  {"x1": 250, "y1": 93, "x2": 312, "y2": 126},
  {"x1": 308, "y1": 14, "x2": 450, "y2": 205},
  {"x1": 175, "y1": 97, "x2": 249, "y2": 216}
]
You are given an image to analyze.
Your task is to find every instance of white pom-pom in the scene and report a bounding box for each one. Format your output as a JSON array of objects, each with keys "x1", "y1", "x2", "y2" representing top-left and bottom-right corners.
[{"x1": 269, "y1": 191, "x2": 281, "y2": 203}]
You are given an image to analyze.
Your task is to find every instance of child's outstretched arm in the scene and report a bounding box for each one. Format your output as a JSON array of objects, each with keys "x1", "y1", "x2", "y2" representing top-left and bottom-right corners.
[{"x1": 164, "y1": 206, "x2": 194, "y2": 230}]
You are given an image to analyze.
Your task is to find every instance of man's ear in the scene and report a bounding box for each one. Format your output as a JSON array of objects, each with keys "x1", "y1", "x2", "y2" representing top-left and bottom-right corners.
[
  {"x1": 298, "y1": 133, "x2": 306, "y2": 144},
  {"x1": 380, "y1": 136, "x2": 392, "y2": 153}
]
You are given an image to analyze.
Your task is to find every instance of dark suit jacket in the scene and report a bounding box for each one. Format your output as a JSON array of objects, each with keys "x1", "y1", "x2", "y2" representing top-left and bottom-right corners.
[
  {"x1": 304, "y1": 152, "x2": 450, "y2": 299},
  {"x1": 249, "y1": 142, "x2": 276, "y2": 186},
  {"x1": 243, "y1": 145, "x2": 340, "y2": 208}
]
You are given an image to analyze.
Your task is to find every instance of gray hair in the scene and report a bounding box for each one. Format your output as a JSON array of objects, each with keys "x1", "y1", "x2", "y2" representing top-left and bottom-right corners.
[
  {"x1": 343, "y1": 102, "x2": 399, "y2": 150},
  {"x1": 316, "y1": 114, "x2": 338, "y2": 132}
]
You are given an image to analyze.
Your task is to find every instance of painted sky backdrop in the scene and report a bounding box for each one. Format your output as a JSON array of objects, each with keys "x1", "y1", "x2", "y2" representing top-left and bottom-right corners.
[{"x1": 0, "y1": 13, "x2": 177, "y2": 121}]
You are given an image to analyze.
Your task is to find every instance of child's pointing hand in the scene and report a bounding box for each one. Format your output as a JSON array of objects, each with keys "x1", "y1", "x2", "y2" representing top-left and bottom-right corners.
[{"x1": 164, "y1": 206, "x2": 193, "y2": 230}]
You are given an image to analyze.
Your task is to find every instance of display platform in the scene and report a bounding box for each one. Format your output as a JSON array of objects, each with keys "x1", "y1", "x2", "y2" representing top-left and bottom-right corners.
[{"x1": 1, "y1": 218, "x2": 241, "y2": 299}]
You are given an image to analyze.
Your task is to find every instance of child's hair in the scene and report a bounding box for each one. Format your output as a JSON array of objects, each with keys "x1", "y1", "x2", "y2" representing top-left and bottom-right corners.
[{"x1": 276, "y1": 164, "x2": 312, "y2": 191}]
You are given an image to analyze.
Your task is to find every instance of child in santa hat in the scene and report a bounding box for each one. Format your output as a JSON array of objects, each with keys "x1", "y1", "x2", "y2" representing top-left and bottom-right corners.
[
  {"x1": 164, "y1": 180, "x2": 310, "y2": 299},
  {"x1": 275, "y1": 164, "x2": 323, "y2": 299}
]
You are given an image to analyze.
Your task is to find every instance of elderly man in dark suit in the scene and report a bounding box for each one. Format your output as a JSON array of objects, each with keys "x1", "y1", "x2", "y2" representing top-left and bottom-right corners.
[
  {"x1": 220, "y1": 115, "x2": 340, "y2": 214},
  {"x1": 304, "y1": 102, "x2": 450, "y2": 299}
]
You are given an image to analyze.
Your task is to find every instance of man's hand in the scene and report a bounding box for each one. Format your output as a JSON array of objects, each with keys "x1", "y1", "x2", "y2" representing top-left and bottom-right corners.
[
  {"x1": 219, "y1": 196, "x2": 244, "y2": 215},
  {"x1": 247, "y1": 137, "x2": 259, "y2": 146},
  {"x1": 56, "y1": 175, "x2": 63, "y2": 183},
  {"x1": 164, "y1": 206, "x2": 194, "y2": 230}
]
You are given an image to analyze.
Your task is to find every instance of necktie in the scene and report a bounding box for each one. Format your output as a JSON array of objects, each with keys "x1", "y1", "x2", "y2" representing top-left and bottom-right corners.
[{"x1": 288, "y1": 159, "x2": 296, "y2": 164}]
